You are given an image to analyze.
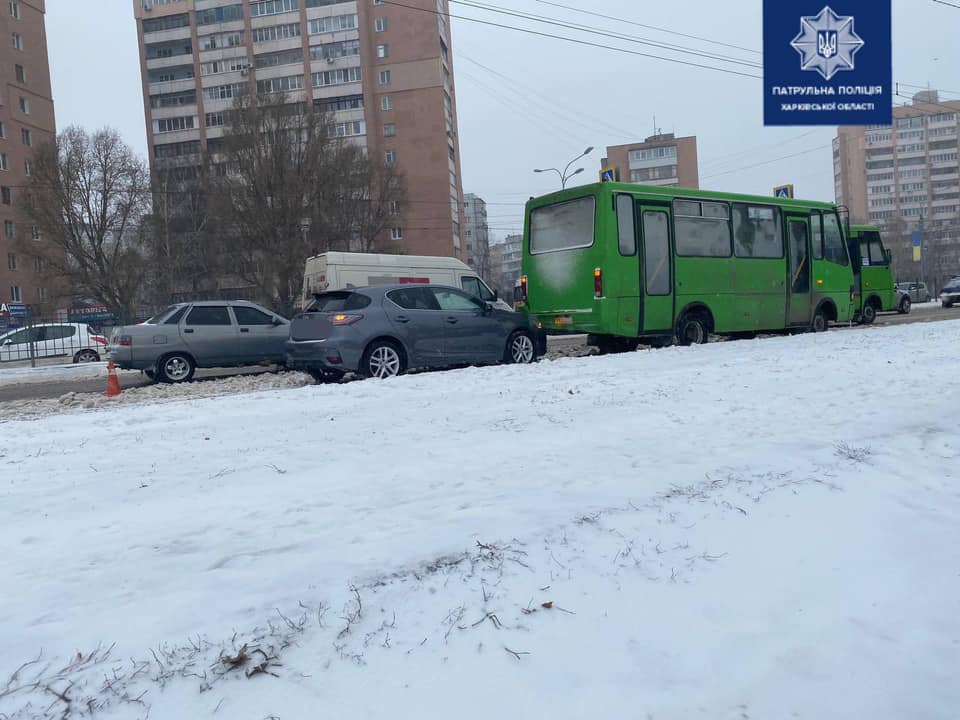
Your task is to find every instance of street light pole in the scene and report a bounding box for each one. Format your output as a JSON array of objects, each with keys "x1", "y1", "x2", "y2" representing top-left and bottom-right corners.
[{"x1": 534, "y1": 146, "x2": 594, "y2": 189}]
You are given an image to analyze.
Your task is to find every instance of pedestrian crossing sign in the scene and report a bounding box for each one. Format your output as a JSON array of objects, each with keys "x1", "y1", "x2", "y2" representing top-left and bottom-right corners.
[{"x1": 773, "y1": 184, "x2": 794, "y2": 198}]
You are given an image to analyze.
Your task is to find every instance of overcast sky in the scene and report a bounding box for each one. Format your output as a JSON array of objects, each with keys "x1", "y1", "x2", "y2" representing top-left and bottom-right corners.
[{"x1": 46, "y1": 0, "x2": 959, "y2": 242}]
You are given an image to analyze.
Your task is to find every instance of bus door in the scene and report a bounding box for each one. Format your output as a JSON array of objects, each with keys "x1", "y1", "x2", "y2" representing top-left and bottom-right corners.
[
  {"x1": 638, "y1": 204, "x2": 674, "y2": 333},
  {"x1": 786, "y1": 215, "x2": 812, "y2": 325}
]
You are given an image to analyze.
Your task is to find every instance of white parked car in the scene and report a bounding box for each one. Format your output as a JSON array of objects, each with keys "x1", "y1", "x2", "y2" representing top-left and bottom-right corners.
[{"x1": 0, "y1": 323, "x2": 108, "y2": 363}]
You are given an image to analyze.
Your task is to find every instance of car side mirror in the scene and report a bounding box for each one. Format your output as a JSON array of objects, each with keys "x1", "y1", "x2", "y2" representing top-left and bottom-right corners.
[
  {"x1": 491, "y1": 290, "x2": 499, "y2": 300},
  {"x1": 482, "y1": 301, "x2": 494, "y2": 314},
  {"x1": 272, "y1": 317, "x2": 283, "y2": 326}
]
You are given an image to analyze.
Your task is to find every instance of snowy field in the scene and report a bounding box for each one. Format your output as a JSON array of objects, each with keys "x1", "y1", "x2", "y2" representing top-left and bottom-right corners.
[{"x1": 1, "y1": 320, "x2": 959, "y2": 719}]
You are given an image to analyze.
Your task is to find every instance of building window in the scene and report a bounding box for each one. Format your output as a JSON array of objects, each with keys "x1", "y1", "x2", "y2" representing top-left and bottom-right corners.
[
  {"x1": 311, "y1": 66, "x2": 362, "y2": 87},
  {"x1": 379, "y1": 69, "x2": 391, "y2": 85},
  {"x1": 7, "y1": 252, "x2": 16, "y2": 270},
  {"x1": 10, "y1": 1, "x2": 21, "y2": 19},
  {"x1": 31, "y1": 225, "x2": 39, "y2": 241},
  {"x1": 250, "y1": 0, "x2": 298, "y2": 17},
  {"x1": 34, "y1": 257, "x2": 43, "y2": 272},
  {"x1": 257, "y1": 74, "x2": 304, "y2": 94},
  {"x1": 14, "y1": 64, "x2": 25, "y2": 83},
  {"x1": 19, "y1": 96, "x2": 29, "y2": 114},
  {"x1": 307, "y1": 14, "x2": 357, "y2": 34},
  {"x1": 380, "y1": 95, "x2": 393, "y2": 110},
  {"x1": 385, "y1": 149, "x2": 396, "y2": 165},
  {"x1": 4, "y1": 220, "x2": 14, "y2": 239},
  {"x1": 1, "y1": 187, "x2": 10, "y2": 204},
  {"x1": 376, "y1": 44, "x2": 389, "y2": 58},
  {"x1": 10, "y1": 286, "x2": 21, "y2": 302},
  {"x1": 205, "y1": 111, "x2": 226, "y2": 128},
  {"x1": 252, "y1": 23, "x2": 301, "y2": 43},
  {"x1": 0, "y1": 153, "x2": 7, "y2": 171},
  {"x1": 12, "y1": 31, "x2": 22, "y2": 50},
  {"x1": 37, "y1": 287, "x2": 46, "y2": 301},
  {"x1": 308, "y1": 39, "x2": 360, "y2": 61},
  {"x1": 0, "y1": 121, "x2": 4, "y2": 138},
  {"x1": 388, "y1": 200, "x2": 399, "y2": 215},
  {"x1": 383, "y1": 123, "x2": 396, "y2": 137},
  {"x1": 21, "y1": 128, "x2": 31, "y2": 146},
  {"x1": 375, "y1": 16, "x2": 388, "y2": 31},
  {"x1": 391, "y1": 227, "x2": 403, "y2": 240},
  {"x1": 24, "y1": 159, "x2": 32, "y2": 176}
]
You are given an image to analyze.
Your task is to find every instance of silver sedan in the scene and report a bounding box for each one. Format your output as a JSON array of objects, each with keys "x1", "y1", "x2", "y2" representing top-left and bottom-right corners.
[{"x1": 107, "y1": 301, "x2": 289, "y2": 383}]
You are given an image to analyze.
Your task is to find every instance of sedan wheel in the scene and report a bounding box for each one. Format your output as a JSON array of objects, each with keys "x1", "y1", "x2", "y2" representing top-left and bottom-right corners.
[
  {"x1": 158, "y1": 353, "x2": 195, "y2": 383},
  {"x1": 364, "y1": 342, "x2": 403, "y2": 379},
  {"x1": 74, "y1": 349, "x2": 100, "y2": 363},
  {"x1": 507, "y1": 331, "x2": 535, "y2": 364}
]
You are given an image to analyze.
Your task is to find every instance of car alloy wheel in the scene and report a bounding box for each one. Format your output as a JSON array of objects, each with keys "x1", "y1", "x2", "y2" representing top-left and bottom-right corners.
[
  {"x1": 74, "y1": 349, "x2": 100, "y2": 363},
  {"x1": 368, "y1": 345, "x2": 401, "y2": 378},
  {"x1": 509, "y1": 333, "x2": 535, "y2": 363},
  {"x1": 161, "y1": 355, "x2": 193, "y2": 383}
]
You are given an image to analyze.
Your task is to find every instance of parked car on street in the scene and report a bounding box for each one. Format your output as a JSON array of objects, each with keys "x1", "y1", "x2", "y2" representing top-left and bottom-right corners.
[
  {"x1": 107, "y1": 301, "x2": 289, "y2": 383},
  {"x1": 895, "y1": 282, "x2": 932, "y2": 303},
  {"x1": 0, "y1": 323, "x2": 107, "y2": 363},
  {"x1": 940, "y1": 277, "x2": 960, "y2": 308},
  {"x1": 286, "y1": 285, "x2": 546, "y2": 381}
]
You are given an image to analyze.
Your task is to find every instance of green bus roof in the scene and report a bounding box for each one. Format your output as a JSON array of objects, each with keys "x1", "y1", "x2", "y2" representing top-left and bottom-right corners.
[{"x1": 525, "y1": 182, "x2": 840, "y2": 212}]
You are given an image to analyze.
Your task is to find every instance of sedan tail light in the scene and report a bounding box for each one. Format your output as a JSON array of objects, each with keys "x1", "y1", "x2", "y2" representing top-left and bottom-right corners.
[
  {"x1": 330, "y1": 313, "x2": 363, "y2": 326},
  {"x1": 115, "y1": 335, "x2": 133, "y2": 347}
]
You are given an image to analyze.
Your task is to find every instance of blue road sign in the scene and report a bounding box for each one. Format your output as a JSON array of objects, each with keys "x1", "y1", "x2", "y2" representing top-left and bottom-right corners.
[
  {"x1": 911, "y1": 231, "x2": 922, "y2": 248},
  {"x1": 774, "y1": 184, "x2": 795, "y2": 198},
  {"x1": 600, "y1": 167, "x2": 616, "y2": 183},
  {"x1": 763, "y1": 1, "x2": 892, "y2": 126}
]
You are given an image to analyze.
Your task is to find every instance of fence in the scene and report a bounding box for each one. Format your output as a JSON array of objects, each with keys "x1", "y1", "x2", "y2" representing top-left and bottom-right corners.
[{"x1": 0, "y1": 312, "x2": 117, "y2": 368}]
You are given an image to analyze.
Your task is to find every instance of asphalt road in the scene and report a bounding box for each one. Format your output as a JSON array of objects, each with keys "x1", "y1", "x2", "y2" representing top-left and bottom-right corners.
[{"x1": 0, "y1": 306, "x2": 955, "y2": 405}]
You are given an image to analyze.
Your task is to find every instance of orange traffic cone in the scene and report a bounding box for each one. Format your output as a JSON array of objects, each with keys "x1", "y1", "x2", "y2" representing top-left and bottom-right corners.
[{"x1": 106, "y1": 360, "x2": 122, "y2": 398}]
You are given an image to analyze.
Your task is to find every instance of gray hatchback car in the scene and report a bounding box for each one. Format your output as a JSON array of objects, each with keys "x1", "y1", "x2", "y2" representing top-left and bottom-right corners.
[
  {"x1": 286, "y1": 285, "x2": 546, "y2": 381},
  {"x1": 107, "y1": 301, "x2": 289, "y2": 383}
]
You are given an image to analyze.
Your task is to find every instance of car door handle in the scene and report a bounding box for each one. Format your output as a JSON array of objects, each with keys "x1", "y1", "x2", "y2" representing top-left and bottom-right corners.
[
  {"x1": 184, "y1": 328, "x2": 195, "y2": 334},
  {"x1": 445, "y1": 317, "x2": 458, "y2": 324},
  {"x1": 394, "y1": 315, "x2": 410, "y2": 323},
  {"x1": 240, "y1": 328, "x2": 249, "y2": 333}
]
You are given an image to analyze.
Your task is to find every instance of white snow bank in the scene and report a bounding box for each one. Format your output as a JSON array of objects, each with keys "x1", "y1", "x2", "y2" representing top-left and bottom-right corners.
[
  {"x1": 1, "y1": 321, "x2": 958, "y2": 719},
  {"x1": 0, "y1": 361, "x2": 135, "y2": 387}
]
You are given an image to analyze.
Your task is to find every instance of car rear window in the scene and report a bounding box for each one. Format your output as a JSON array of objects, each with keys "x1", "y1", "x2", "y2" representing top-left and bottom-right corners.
[
  {"x1": 145, "y1": 306, "x2": 180, "y2": 324},
  {"x1": 306, "y1": 292, "x2": 371, "y2": 312}
]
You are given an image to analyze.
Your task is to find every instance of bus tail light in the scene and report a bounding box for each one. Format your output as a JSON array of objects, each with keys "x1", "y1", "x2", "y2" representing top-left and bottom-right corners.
[
  {"x1": 594, "y1": 268, "x2": 603, "y2": 298},
  {"x1": 520, "y1": 275, "x2": 528, "y2": 303}
]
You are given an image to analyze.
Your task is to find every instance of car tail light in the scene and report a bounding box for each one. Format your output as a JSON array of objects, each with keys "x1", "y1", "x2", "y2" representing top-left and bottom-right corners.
[
  {"x1": 594, "y1": 268, "x2": 603, "y2": 298},
  {"x1": 330, "y1": 313, "x2": 362, "y2": 326},
  {"x1": 115, "y1": 335, "x2": 133, "y2": 347},
  {"x1": 520, "y1": 275, "x2": 528, "y2": 303},
  {"x1": 92, "y1": 335, "x2": 107, "y2": 345}
]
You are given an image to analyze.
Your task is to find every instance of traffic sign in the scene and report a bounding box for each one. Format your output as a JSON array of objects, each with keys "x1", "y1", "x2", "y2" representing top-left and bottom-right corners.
[
  {"x1": 773, "y1": 184, "x2": 794, "y2": 198},
  {"x1": 600, "y1": 167, "x2": 617, "y2": 183}
]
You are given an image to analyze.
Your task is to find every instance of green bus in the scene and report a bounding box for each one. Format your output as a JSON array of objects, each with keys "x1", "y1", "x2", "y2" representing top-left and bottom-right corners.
[
  {"x1": 849, "y1": 224, "x2": 910, "y2": 322},
  {"x1": 519, "y1": 182, "x2": 857, "y2": 350}
]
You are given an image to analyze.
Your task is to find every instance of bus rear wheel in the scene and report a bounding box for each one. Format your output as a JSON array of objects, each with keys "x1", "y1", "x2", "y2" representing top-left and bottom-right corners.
[
  {"x1": 677, "y1": 313, "x2": 709, "y2": 346},
  {"x1": 861, "y1": 302, "x2": 877, "y2": 324}
]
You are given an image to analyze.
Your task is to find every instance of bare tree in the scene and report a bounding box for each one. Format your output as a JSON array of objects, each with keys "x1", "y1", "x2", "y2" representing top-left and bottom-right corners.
[
  {"x1": 20, "y1": 127, "x2": 150, "y2": 322},
  {"x1": 147, "y1": 162, "x2": 220, "y2": 305},
  {"x1": 210, "y1": 93, "x2": 406, "y2": 316}
]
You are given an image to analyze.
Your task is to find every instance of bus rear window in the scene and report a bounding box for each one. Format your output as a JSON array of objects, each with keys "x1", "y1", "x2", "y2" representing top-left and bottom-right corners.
[{"x1": 529, "y1": 196, "x2": 595, "y2": 254}]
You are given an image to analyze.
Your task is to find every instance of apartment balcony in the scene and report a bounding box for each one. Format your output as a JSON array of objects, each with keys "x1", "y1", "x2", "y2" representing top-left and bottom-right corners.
[
  {"x1": 150, "y1": 103, "x2": 199, "y2": 120},
  {"x1": 143, "y1": 26, "x2": 192, "y2": 44},
  {"x1": 146, "y1": 53, "x2": 195, "y2": 70},
  {"x1": 148, "y1": 77, "x2": 196, "y2": 96},
  {"x1": 152, "y1": 127, "x2": 201, "y2": 145},
  {"x1": 305, "y1": 1, "x2": 357, "y2": 20}
]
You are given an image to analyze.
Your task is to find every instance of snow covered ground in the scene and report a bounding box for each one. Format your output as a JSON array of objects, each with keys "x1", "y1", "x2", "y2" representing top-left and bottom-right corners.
[
  {"x1": 1, "y1": 321, "x2": 958, "y2": 719},
  {"x1": 0, "y1": 361, "x2": 132, "y2": 388}
]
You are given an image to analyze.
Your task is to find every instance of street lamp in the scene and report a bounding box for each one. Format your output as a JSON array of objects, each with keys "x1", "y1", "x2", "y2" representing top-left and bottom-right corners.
[{"x1": 534, "y1": 146, "x2": 594, "y2": 189}]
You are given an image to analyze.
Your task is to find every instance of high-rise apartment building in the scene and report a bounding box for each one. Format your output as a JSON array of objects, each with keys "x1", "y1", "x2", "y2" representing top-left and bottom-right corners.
[
  {"x1": 133, "y1": 0, "x2": 465, "y2": 258},
  {"x1": 834, "y1": 90, "x2": 959, "y2": 287},
  {"x1": 602, "y1": 133, "x2": 699, "y2": 188},
  {"x1": 0, "y1": 0, "x2": 56, "y2": 318},
  {"x1": 462, "y1": 192, "x2": 489, "y2": 276}
]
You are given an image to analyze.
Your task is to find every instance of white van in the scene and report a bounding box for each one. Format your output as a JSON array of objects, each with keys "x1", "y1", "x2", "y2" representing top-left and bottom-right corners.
[{"x1": 302, "y1": 252, "x2": 511, "y2": 310}]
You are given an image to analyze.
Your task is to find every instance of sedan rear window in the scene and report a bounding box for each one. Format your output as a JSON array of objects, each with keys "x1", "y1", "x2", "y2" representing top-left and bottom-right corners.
[
  {"x1": 186, "y1": 306, "x2": 231, "y2": 326},
  {"x1": 306, "y1": 292, "x2": 371, "y2": 312}
]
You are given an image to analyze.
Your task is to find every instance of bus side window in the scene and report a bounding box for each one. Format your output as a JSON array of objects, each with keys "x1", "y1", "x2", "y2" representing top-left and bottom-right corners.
[
  {"x1": 810, "y1": 212, "x2": 824, "y2": 260},
  {"x1": 617, "y1": 195, "x2": 637, "y2": 256}
]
